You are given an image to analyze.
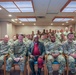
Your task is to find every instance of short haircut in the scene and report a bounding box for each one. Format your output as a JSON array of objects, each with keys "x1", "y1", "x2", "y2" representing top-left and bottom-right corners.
[
  {"x1": 18, "y1": 34, "x2": 24, "y2": 37},
  {"x1": 67, "y1": 33, "x2": 74, "y2": 38}
]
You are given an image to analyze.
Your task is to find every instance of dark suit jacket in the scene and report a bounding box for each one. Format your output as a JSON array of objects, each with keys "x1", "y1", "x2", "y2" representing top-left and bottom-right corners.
[{"x1": 28, "y1": 41, "x2": 45, "y2": 56}]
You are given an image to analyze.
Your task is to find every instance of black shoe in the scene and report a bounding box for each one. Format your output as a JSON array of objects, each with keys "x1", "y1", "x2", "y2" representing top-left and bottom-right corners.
[
  {"x1": 71, "y1": 68, "x2": 75, "y2": 74},
  {"x1": 37, "y1": 68, "x2": 41, "y2": 75},
  {"x1": 32, "y1": 71, "x2": 36, "y2": 75}
]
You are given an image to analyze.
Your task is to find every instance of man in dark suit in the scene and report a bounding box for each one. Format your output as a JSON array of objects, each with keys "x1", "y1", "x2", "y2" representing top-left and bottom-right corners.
[{"x1": 28, "y1": 35, "x2": 45, "y2": 75}]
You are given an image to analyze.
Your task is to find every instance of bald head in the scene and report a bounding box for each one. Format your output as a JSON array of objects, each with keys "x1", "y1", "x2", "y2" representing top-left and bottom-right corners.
[
  {"x1": 65, "y1": 27, "x2": 69, "y2": 32},
  {"x1": 3, "y1": 35, "x2": 9, "y2": 43}
]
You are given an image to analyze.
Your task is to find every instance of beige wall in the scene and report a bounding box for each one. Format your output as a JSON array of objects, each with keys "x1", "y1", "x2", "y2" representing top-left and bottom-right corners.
[
  {"x1": 0, "y1": 22, "x2": 16, "y2": 39},
  {"x1": 16, "y1": 25, "x2": 68, "y2": 34},
  {"x1": 12, "y1": 24, "x2": 16, "y2": 36},
  {"x1": 75, "y1": 25, "x2": 76, "y2": 31},
  {"x1": 7, "y1": 23, "x2": 13, "y2": 39},
  {"x1": 0, "y1": 22, "x2": 7, "y2": 39},
  {"x1": 7, "y1": 23, "x2": 16, "y2": 38}
]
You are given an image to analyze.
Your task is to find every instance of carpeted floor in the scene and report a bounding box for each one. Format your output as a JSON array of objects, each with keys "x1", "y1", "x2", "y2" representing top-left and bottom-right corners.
[{"x1": 0, "y1": 70, "x2": 74, "y2": 75}]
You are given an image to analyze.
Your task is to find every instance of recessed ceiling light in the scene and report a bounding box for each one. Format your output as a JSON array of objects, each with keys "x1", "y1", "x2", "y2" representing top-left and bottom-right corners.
[
  {"x1": 0, "y1": 7, "x2": 2, "y2": 10},
  {"x1": 8, "y1": 14, "x2": 12, "y2": 17},
  {"x1": 62, "y1": 23, "x2": 64, "y2": 25},
  {"x1": 51, "y1": 23, "x2": 53, "y2": 25},
  {"x1": 19, "y1": 21, "x2": 22, "y2": 23},
  {"x1": 66, "y1": 21, "x2": 68, "y2": 23},
  {"x1": 22, "y1": 23, "x2": 24, "y2": 25},
  {"x1": 11, "y1": 19, "x2": 15, "y2": 22},
  {"x1": 15, "y1": 19, "x2": 18, "y2": 21},
  {"x1": 34, "y1": 23, "x2": 36, "y2": 25},
  {"x1": 72, "y1": 19, "x2": 74, "y2": 21}
]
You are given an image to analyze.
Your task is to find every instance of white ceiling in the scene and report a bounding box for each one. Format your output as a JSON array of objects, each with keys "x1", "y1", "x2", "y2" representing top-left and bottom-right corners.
[{"x1": 0, "y1": 0, "x2": 76, "y2": 26}]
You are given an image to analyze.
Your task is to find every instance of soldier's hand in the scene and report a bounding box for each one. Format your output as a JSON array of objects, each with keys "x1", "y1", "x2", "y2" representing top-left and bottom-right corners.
[
  {"x1": 52, "y1": 53, "x2": 59, "y2": 57},
  {"x1": 30, "y1": 55, "x2": 34, "y2": 58},
  {"x1": 20, "y1": 57, "x2": 24, "y2": 61},
  {"x1": 70, "y1": 53, "x2": 76, "y2": 58},
  {"x1": 39, "y1": 56, "x2": 43, "y2": 58},
  {"x1": 14, "y1": 58, "x2": 20, "y2": 62}
]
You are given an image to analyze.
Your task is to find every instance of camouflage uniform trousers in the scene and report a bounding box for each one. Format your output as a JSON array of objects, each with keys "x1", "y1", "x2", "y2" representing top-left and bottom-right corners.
[
  {"x1": 67, "y1": 55, "x2": 75, "y2": 73},
  {"x1": 6, "y1": 57, "x2": 26, "y2": 72},
  {"x1": 0, "y1": 55, "x2": 5, "y2": 68},
  {"x1": 46, "y1": 54, "x2": 66, "y2": 74}
]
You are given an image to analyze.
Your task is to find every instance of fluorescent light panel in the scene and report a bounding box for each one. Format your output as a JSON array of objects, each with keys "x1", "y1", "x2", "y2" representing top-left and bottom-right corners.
[
  {"x1": 53, "y1": 18, "x2": 63, "y2": 22},
  {"x1": 0, "y1": 2, "x2": 16, "y2": 8},
  {"x1": 53, "y1": 18, "x2": 73, "y2": 22},
  {"x1": 63, "y1": 18, "x2": 72, "y2": 21},
  {"x1": 20, "y1": 8, "x2": 33, "y2": 12},
  {"x1": 18, "y1": 18, "x2": 36, "y2": 22},
  {"x1": 66, "y1": 1, "x2": 76, "y2": 7},
  {"x1": 62, "y1": 7, "x2": 76, "y2": 12},
  {"x1": 27, "y1": 18, "x2": 36, "y2": 22},
  {"x1": 14, "y1": 1, "x2": 32, "y2": 8},
  {"x1": 62, "y1": 1, "x2": 76, "y2": 12},
  {"x1": 0, "y1": 1, "x2": 34, "y2": 12},
  {"x1": 6, "y1": 8, "x2": 20, "y2": 12},
  {"x1": 18, "y1": 18, "x2": 28, "y2": 22}
]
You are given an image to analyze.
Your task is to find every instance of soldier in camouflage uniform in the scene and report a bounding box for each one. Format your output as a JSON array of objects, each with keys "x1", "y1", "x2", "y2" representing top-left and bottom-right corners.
[
  {"x1": 23, "y1": 35, "x2": 28, "y2": 42},
  {"x1": 6, "y1": 34, "x2": 27, "y2": 75},
  {"x1": 45, "y1": 35, "x2": 66, "y2": 75},
  {"x1": 64, "y1": 27, "x2": 70, "y2": 37},
  {"x1": 9, "y1": 35, "x2": 17, "y2": 45},
  {"x1": 0, "y1": 35, "x2": 10, "y2": 69},
  {"x1": 23, "y1": 35, "x2": 33, "y2": 54},
  {"x1": 62, "y1": 33, "x2": 76, "y2": 75},
  {"x1": 56, "y1": 29, "x2": 61, "y2": 41},
  {"x1": 40, "y1": 34, "x2": 49, "y2": 45}
]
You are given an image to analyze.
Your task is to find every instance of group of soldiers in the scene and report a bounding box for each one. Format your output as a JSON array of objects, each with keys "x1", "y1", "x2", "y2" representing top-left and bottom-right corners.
[{"x1": 0, "y1": 27, "x2": 76, "y2": 75}]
